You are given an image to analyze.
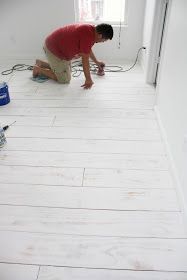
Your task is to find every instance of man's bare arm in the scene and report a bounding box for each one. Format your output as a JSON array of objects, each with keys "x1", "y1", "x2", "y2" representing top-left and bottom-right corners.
[
  {"x1": 89, "y1": 50, "x2": 99, "y2": 64},
  {"x1": 80, "y1": 53, "x2": 93, "y2": 89},
  {"x1": 90, "y1": 49, "x2": 105, "y2": 69}
]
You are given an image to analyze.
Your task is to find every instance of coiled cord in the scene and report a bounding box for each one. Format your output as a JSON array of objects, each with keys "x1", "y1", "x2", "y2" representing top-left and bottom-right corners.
[
  {"x1": 1, "y1": 64, "x2": 33, "y2": 75},
  {"x1": 71, "y1": 47, "x2": 145, "y2": 77},
  {"x1": 1, "y1": 47, "x2": 145, "y2": 77}
]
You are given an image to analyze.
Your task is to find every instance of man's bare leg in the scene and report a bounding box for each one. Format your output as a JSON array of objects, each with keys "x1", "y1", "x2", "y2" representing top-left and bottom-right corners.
[
  {"x1": 36, "y1": 59, "x2": 51, "y2": 69},
  {"x1": 33, "y1": 65, "x2": 57, "y2": 81}
]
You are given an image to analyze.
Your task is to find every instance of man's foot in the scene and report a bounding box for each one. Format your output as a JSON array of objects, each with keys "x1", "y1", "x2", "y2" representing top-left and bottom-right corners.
[
  {"x1": 32, "y1": 65, "x2": 41, "y2": 77},
  {"x1": 32, "y1": 65, "x2": 57, "y2": 81},
  {"x1": 36, "y1": 59, "x2": 51, "y2": 69},
  {"x1": 35, "y1": 59, "x2": 43, "y2": 67}
]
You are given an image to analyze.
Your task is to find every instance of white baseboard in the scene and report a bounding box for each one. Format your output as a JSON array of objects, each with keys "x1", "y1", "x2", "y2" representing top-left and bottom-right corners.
[{"x1": 154, "y1": 105, "x2": 187, "y2": 226}]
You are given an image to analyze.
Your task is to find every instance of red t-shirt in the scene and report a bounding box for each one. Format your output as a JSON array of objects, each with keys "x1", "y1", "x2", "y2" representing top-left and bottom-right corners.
[{"x1": 45, "y1": 24, "x2": 95, "y2": 60}]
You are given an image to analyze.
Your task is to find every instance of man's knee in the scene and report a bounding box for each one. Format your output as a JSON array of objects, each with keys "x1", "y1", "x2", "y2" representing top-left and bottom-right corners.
[
  {"x1": 57, "y1": 76, "x2": 71, "y2": 84},
  {"x1": 56, "y1": 72, "x2": 71, "y2": 84}
]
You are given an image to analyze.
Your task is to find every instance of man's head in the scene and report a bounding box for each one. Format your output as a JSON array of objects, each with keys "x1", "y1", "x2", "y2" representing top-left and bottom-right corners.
[{"x1": 95, "y1": 23, "x2": 113, "y2": 43}]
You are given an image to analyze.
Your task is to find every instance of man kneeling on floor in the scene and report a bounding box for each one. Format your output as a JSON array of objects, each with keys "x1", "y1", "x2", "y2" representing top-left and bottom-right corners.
[{"x1": 33, "y1": 23, "x2": 113, "y2": 89}]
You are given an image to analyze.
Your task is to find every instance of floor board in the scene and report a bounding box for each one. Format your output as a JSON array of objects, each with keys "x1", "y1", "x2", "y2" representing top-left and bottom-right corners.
[
  {"x1": 0, "y1": 263, "x2": 38, "y2": 280},
  {"x1": 38, "y1": 266, "x2": 187, "y2": 280},
  {"x1": 0, "y1": 231, "x2": 187, "y2": 271},
  {"x1": 6, "y1": 126, "x2": 161, "y2": 141},
  {"x1": 0, "y1": 64, "x2": 187, "y2": 278},
  {"x1": 0, "y1": 205, "x2": 185, "y2": 238},
  {"x1": 0, "y1": 150, "x2": 169, "y2": 169},
  {"x1": 3, "y1": 138, "x2": 165, "y2": 154},
  {"x1": 0, "y1": 184, "x2": 179, "y2": 211}
]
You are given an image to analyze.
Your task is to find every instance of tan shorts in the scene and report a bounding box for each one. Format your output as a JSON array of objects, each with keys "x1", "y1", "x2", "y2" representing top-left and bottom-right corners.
[{"x1": 43, "y1": 44, "x2": 71, "y2": 84}]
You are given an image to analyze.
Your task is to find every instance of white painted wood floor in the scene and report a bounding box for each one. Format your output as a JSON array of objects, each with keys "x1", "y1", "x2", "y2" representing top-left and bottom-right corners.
[{"x1": 0, "y1": 61, "x2": 187, "y2": 280}]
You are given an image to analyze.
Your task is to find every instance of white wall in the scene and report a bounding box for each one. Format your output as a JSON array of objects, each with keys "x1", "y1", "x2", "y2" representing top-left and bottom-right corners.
[
  {"x1": 155, "y1": 0, "x2": 187, "y2": 212},
  {"x1": 0, "y1": 0, "x2": 74, "y2": 59},
  {"x1": 0, "y1": 0, "x2": 146, "y2": 62}
]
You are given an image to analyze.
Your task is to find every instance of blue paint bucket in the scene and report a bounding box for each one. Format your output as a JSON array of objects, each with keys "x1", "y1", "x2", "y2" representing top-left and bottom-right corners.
[{"x1": 0, "y1": 82, "x2": 10, "y2": 106}]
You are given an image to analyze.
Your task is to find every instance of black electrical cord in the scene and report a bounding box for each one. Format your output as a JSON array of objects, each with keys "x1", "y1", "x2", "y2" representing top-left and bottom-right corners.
[
  {"x1": 2, "y1": 121, "x2": 16, "y2": 131},
  {"x1": 1, "y1": 64, "x2": 33, "y2": 75},
  {"x1": 72, "y1": 46, "x2": 145, "y2": 77},
  {"x1": 1, "y1": 47, "x2": 146, "y2": 77}
]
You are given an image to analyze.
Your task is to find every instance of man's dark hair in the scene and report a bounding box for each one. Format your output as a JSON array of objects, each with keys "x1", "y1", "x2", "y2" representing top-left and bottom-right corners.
[{"x1": 96, "y1": 23, "x2": 113, "y2": 40}]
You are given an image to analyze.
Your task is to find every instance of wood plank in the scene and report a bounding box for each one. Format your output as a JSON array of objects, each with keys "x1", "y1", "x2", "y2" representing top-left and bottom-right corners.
[
  {"x1": 83, "y1": 168, "x2": 173, "y2": 188},
  {"x1": 35, "y1": 75, "x2": 154, "y2": 89},
  {"x1": 6, "y1": 97, "x2": 155, "y2": 109},
  {"x1": 0, "y1": 205, "x2": 185, "y2": 238},
  {"x1": 1, "y1": 116, "x2": 159, "y2": 129},
  {"x1": 10, "y1": 91, "x2": 39, "y2": 99},
  {"x1": 3, "y1": 138, "x2": 165, "y2": 154},
  {"x1": 0, "y1": 231, "x2": 187, "y2": 271},
  {"x1": 1, "y1": 115, "x2": 158, "y2": 129},
  {"x1": 35, "y1": 87, "x2": 155, "y2": 96},
  {"x1": 39, "y1": 266, "x2": 187, "y2": 280},
  {"x1": 8, "y1": 82, "x2": 38, "y2": 91},
  {"x1": 0, "y1": 166, "x2": 83, "y2": 186},
  {"x1": 10, "y1": 90, "x2": 155, "y2": 99},
  {"x1": 0, "y1": 263, "x2": 38, "y2": 280},
  {"x1": 8, "y1": 74, "x2": 38, "y2": 89},
  {"x1": 0, "y1": 151, "x2": 169, "y2": 169},
  {"x1": 0, "y1": 107, "x2": 156, "y2": 118},
  {"x1": 53, "y1": 117, "x2": 159, "y2": 129},
  {"x1": 0, "y1": 116, "x2": 54, "y2": 127},
  {"x1": 6, "y1": 126, "x2": 161, "y2": 141},
  {"x1": 0, "y1": 184, "x2": 179, "y2": 211}
]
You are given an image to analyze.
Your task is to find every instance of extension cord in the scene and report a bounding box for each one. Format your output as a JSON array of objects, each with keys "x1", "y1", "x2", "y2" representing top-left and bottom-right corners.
[{"x1": 1, "y1": 47, "x2": 147, "y2": 77}]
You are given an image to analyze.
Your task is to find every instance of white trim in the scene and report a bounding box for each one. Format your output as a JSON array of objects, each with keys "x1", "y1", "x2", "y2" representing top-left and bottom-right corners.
[
  {"x1": 145, "y1": 0, "x2": 169, "y2": 84},
  {"x1": 124, "y1": 0, "x2": 129, "y2": 26},
  {"x1": 74, "y1": 0, "x2": 79, "y2": 23},
  {"x1": 154, "y1": 105, "x2": 187, "y2": 228}
]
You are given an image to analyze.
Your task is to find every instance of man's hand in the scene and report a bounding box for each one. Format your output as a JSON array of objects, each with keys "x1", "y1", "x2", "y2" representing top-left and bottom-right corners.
[
  {"x1": 81, "y1": 79, "x2": 94, "y2": 89},
  {"x1": 96, "y1": 61, "x2": 105, "y2": 70}
]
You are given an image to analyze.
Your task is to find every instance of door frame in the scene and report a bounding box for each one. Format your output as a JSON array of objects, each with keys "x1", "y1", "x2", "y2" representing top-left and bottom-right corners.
[{"x1": 145, "y1": 0, "x2": 170, "y2": 85}]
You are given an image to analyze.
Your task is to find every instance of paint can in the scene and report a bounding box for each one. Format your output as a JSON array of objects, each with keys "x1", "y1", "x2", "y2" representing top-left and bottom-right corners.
[{"x1": 0, "y1": 82, "x2": 10, "y2": 106}]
